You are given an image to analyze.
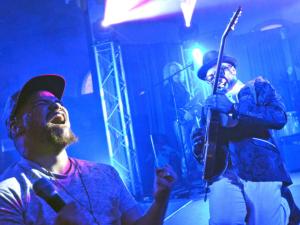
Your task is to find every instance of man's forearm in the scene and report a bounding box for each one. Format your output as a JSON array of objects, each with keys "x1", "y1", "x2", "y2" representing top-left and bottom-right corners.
[
  {"x1": 235, "y1": 105, "x2": 287, "y2": 129},
  {"x1": 134, "y1": 198, "x2": 169, "y2": 225}
]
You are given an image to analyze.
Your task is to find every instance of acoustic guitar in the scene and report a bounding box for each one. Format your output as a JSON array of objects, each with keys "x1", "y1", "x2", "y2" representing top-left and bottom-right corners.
[{"x1": 202, "y1": 6, "x2": 242, "y2": 181}]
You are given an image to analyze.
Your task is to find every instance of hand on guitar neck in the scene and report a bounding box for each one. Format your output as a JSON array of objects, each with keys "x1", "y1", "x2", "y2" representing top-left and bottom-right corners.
[
  {"x1": 204, "y1": 94, "x2": 238, "y2": 127},
  {"x1": 205, "y1": 94, "x2": 232, "y2": 113}
]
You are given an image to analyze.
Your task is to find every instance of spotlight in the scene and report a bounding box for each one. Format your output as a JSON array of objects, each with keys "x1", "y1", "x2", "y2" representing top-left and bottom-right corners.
[
  {"x1": 101, "y1": 20, "x2": 109, "y2": 27},
  {"x1": 192, "y1": 47, "x2": 203, "y2": 67},
  {"x1": 182, "y1": 42, "x2": 206, "y2": 71},
  {"x1": 181, "y1": 0, "x2": 197, "y2": 28}
]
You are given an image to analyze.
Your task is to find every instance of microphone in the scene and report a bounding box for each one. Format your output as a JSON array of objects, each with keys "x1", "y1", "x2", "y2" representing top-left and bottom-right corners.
[{"x1": 33, "y1": 178, "x2": 66, "y2": 212}]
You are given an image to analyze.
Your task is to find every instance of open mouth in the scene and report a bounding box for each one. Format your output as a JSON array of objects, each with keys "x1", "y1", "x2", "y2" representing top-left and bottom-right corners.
[
  {"x1": 48, "y1": 112, "x2": 66, "y2": 125},
  {"x1": 217, "y1": 77, "x2": 229, "y2": 90}
]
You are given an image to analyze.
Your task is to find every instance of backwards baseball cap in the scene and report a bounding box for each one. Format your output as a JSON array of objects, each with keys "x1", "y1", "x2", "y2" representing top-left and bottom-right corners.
[{"x1": 3, "y1": 74, "x2": 65, "y2": 128}]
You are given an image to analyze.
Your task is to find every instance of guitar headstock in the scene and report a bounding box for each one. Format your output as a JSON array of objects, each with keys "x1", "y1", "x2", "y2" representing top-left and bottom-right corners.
[{"x1": 223, "y1": 6, "x2": 242, "y2": 37}]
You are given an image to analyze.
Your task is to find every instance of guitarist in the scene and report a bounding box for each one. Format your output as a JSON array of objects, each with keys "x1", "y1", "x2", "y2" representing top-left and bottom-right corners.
[{"x1": 192, "y1": 50, "x2": 300, "y2": 225}]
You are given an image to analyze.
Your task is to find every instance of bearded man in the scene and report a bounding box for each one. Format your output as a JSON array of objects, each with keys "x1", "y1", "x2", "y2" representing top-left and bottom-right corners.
[{"x1": 0, "y1": 74, "x2": 176, "y2": 225}]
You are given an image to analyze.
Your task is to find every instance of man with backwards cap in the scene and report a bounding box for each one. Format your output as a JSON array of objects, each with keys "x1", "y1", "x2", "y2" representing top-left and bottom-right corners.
[
  {"x1": 0, "y1": 74, "x2": 177, "y2": 225},
  {"x1": 192, "y1": 50, "x2": 300, "y2": 225}
]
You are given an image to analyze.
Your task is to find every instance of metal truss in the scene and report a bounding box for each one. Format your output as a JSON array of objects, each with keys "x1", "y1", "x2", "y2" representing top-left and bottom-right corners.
[{"x1": 93, "y1": 41, "x2": 142, "y2": 197}]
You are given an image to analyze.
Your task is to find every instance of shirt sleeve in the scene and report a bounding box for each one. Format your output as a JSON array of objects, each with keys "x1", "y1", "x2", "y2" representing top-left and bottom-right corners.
[{"x1": 0, "y1": 178, "x2": 25, "y2": 224}]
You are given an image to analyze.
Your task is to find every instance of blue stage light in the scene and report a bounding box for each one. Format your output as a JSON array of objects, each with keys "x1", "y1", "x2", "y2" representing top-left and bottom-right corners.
[{"x1": 192, "y1": 47, "x2": 204, "y2": 68}]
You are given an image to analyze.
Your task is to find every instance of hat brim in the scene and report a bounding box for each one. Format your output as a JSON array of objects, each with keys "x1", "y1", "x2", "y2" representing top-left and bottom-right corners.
[
  {"x1": 197, "y1": 56, "x2": 237, "y2": 80},
  {"x1": 12, "y1": 74, "x2": 65, "y2": 117}
]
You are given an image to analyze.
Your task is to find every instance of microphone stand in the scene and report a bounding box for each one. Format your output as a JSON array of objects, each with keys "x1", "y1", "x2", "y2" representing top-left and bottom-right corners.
[
  {"x1": 167, "y1": 68, "x2": 204, "y2": 198},
  {"x1": 168, "y1": 77, "x2": 189, "y2": 180},
  {"x1": 139, "y1": 63, "x2": 193, "y2": 97},
  {"x1": 165, "y1": 65, "x2": 197, "y2": 189},
  {"x1": 153, "y1": 63, "x2": 193, "y2": 90},
  {"x1": 142, "y1": 63, "x2": 195, "y2": 196}
]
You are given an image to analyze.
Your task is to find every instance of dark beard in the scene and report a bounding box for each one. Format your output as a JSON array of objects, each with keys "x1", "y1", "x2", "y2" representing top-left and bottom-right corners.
[{"x1": 45, "y1": 125, "x2": 78, "y2": 149}]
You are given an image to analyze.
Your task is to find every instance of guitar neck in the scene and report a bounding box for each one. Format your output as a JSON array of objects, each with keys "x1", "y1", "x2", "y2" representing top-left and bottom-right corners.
[
  {"x1": 213, "y1": 39, "x2": 227, "y2": 94},
  {"x1": 212, "y1": 6, "x2": 242, "y2": 94}
]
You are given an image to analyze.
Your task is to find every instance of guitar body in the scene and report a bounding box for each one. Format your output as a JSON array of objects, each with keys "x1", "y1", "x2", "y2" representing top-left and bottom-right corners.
[{"x1": 203, "y1": 111, "x2": 228, "y2": 180}]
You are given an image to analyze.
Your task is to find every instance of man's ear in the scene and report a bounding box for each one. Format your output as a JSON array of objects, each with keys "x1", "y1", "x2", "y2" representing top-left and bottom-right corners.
[{"x1": 9, "y1": 118, "x2": 25, "y2": 138}]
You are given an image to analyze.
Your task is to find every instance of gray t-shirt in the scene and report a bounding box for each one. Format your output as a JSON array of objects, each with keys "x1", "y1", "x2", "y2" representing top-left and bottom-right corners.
[{"x1": 0, "y1": 157, "x2": 139, "y2": 225}]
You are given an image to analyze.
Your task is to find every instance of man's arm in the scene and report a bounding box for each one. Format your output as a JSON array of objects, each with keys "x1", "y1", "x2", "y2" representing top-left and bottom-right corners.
[
  {"x1": 54, "y1": 165, "x2": 176, "y2": 225},
  {"x1": 122, "y1": 166, "x2": 176, "y2": 225},
  {"x1": 54, "y1": 202, "x2": 95, "y2": 225},
  {"x1": 234, "y1": 77, "x2": 287, "y2": 129},
  {"x1": 205, "y1": 77, "x2": 287, "y2": 130}
]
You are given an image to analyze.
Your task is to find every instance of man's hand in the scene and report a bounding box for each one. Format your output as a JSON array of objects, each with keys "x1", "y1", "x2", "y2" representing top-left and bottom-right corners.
[
  {"x1": 54, "y1": 202, "x2": 94, "y2": 225},
  {"x1": 205, "y1": 94, "x2": 233, "y2": 114},
  {"x1": 154, "y1": 165, "x2": 177, "y2": 203}
]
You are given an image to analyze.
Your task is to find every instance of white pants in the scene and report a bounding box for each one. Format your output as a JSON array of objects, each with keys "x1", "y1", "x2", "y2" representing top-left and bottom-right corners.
[{"x1": 208, "y1": 177, "x2": 290, "y2": 225}]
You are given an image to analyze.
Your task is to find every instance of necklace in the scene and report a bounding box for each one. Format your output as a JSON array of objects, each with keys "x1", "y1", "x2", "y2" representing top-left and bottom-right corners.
[{"x1": 49, "y1": 158, "x2": 101, "y2": 225}]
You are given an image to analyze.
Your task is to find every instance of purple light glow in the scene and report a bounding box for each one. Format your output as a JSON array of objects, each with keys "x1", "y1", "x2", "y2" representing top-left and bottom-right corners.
[{"x1": 102, "y1": 0, "x2": 195, "y2": 27}]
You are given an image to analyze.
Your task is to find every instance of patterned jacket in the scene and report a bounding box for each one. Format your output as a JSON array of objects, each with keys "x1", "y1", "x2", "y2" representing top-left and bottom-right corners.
[{"x1": 197, "y1": 77, "x2": 292, "y2": 185}]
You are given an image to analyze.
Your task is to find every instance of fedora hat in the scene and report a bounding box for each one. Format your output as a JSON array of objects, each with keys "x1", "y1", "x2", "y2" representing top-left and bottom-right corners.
[{"x1": 197, "y1": 50, "x2": 237, "y2": 80}]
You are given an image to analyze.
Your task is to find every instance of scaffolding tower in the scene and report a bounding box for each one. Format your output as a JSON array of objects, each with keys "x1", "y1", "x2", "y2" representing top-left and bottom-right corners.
[{"x1": 93, "y1": 41, "x2": 143, "y2": 197}]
